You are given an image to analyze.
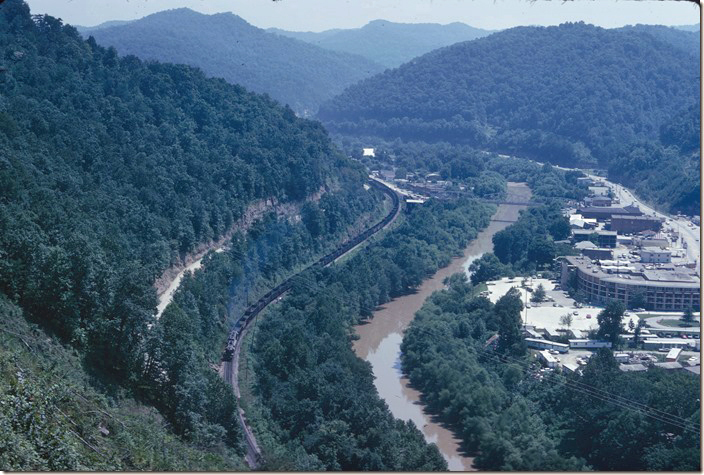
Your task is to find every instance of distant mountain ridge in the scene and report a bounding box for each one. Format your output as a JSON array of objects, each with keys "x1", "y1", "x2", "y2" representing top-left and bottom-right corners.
[
  {"x1": 673, "y1": 24, "x2": 700, "y2": 32},
  {"x1": 269, "y1": 19, "x2": 495, "y2": 67},
  {"x1": 75, "y1": 19, "x2": 133, "y2": 33},
  {"x1": 80, "y1": 8, "x2": 385, "y2": 115}
]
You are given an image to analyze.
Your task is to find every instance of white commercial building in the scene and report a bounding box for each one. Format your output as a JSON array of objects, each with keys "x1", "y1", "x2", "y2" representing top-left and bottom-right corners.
[
  {"x1": 568, "y1": 339, "x2": 612, "y2": 349},
  {"x1": 665, "y1": 348, "x2": 683, "y2": 362},
  {"x1": 525, "y1": 338, "x2": 569, "y2": 353},
  {"x1": 640, "y1": 247, "x2": 671, "y2": 264},
  {"x1": 538, "y1": 350, "x2": 560, "y2": 368},
  {"x1": 642, "y1": 338, "x2": 699, "y2": 350}
]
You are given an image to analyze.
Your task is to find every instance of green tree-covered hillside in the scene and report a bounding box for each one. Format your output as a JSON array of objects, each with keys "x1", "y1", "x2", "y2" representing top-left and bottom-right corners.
[
  {"x1": 319, "y1": 22, "x2": 699, "y2": 167},
  {"x1": 0, "y1": 0, "x2": 371, "y2": 397}
]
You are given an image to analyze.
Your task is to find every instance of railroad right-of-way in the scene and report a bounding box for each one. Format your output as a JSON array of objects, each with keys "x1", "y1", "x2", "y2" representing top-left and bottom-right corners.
[{"x1": 220, "y1": 177, "x2": 402, "y2": 469}]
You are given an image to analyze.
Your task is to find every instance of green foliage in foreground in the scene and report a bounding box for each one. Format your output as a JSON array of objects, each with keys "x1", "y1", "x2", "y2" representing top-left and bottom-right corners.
[
  {"x1": 402, "y1": 277, "x2": 585, "y2": 470},
  {"x1": 250, "y1": 198, "x2": 495, "y2": 470},
  {"x1": 401, "y1": 276, "x2": 701, "y2": 471},
  {"x1": 0, "y1": 296, "x2": 247, "y2": 471}
]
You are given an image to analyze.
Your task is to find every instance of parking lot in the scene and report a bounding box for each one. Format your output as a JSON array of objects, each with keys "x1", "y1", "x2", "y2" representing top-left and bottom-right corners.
[{"x1": 484, "y1": 277, "x2": 640, "y2": 337}]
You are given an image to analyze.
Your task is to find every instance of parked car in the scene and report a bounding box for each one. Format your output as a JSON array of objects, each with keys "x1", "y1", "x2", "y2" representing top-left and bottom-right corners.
[{"x1": 586, "y1": 314, "x2": 592, "y2": 319}]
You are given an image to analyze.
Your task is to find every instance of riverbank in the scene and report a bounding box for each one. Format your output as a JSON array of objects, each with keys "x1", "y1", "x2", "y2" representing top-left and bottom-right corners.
[{"x1": 353, "y1": 182, "x2": 531, "y2": 471}]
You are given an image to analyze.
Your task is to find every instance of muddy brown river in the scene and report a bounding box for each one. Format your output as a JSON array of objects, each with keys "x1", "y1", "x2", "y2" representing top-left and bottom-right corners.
[{"x1": 353, "y1": 182, "x2": 531, "y2": 471}]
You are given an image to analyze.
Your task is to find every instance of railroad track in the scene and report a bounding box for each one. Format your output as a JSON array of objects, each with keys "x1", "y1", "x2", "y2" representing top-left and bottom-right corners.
[{"x1": 221, "y1": 177, "x2": 401, "y2": 468}]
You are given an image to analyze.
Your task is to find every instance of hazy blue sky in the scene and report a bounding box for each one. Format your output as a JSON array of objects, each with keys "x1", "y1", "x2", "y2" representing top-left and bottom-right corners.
[{"x1": 25, "y1": 0, "x2": 700, "y2": 31}]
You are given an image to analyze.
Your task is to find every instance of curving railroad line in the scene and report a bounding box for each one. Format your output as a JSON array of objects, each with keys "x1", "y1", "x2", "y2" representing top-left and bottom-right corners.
[{"x1": 221, "y1": 177, "x2": 401, "y2": 468}]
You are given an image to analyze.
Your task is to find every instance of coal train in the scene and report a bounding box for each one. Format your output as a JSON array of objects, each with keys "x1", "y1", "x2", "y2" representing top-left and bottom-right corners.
[{"x1": 222, "y1": 178, "x2": 400, "y2": 362}]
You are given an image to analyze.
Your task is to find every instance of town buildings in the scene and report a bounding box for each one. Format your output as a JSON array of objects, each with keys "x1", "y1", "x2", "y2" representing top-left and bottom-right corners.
[
  {"x1": 610, "y1": 214, "x2": 663, "y2": 233},
  {"x1": 560, "y1": 255, "x2": 700, "y2": 311}
]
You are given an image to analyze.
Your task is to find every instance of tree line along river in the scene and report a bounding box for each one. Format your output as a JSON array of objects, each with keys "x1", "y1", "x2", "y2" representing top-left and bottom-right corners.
[{"x1": 353, "y1": 182, "x2": 532, "y2": 471}]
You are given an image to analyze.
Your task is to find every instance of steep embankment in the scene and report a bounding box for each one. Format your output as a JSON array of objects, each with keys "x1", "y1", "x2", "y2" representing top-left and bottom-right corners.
[{"x1": 80, "y1": 8, "x2": 385, "y2": 115}]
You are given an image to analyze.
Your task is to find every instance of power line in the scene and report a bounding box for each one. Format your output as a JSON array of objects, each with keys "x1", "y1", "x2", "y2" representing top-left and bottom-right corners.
[
  {"x1": 403, "y1": 323, "x2": 700, "y2": 434},
  {"x1": 478, "y1": 348, "x2": 700, "y2": 434}
]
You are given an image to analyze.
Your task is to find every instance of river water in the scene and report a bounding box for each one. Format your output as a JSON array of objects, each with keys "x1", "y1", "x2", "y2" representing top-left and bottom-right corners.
[{"x1": 352, "y1": 182, "x2": 531, "y2": 471}]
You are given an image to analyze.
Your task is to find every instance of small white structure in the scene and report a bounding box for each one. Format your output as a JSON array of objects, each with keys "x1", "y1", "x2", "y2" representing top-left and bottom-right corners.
[
  {"x1": 568, "y1": 339, "x2": 612, "y2": 349},
  {"x1": 665, "y1": 348, "x2": 683, "y2": 362},
  {"x1": 362, "y1": 148, "x2": 375, "y2": 157},
  {"x1": 614, "y1": 352, "x2": 630, "y2": 363},
  {"x1": 538, "y1": 350, "x2": 560, "y2": 368}
]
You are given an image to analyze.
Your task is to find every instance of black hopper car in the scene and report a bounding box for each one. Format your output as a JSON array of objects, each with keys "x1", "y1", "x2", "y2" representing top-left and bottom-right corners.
[{"x1": 222, "y1": 179, "x2": 399, "y2": 362}]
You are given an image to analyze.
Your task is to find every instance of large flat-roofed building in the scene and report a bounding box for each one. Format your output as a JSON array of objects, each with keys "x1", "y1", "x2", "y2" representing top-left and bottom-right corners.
[
  {"x1": 560, "y1": 255, "x2": 700, "y2": 311},
  {"x1": 525, "y1": 338, "x2": 569, "y2": 353},
  {"x1": 610, "y1": 214, "x2": 663, "y2": 233},
  {"x1": 582, "y1": 247, "x2": 614, "y2": 260},
  {"x1": 572, "y1": 230, "x2": 617, "y2": 248},
  {"x1": 578, "y1": 204, "x2": 642, "y2": 220},
  {"x1": 584, "y1": 196, "x2": 612, "y2": 207},
  {"x1": 640, "y1": 247, "x2": 671, "y2": 264}
]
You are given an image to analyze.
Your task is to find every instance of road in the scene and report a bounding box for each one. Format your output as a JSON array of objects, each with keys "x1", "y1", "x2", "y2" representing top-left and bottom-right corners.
[
  {"x1": 587, "y1": 174, "x2": 700, "y2": 273},
  {"x1": 546, "y1": 161, "x2": 700, "y2": 274}
]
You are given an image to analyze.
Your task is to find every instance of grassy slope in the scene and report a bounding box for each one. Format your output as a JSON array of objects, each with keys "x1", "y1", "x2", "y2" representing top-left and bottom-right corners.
[{"x1": 0, "y1": 296, "x2": 247, "y2": 471}]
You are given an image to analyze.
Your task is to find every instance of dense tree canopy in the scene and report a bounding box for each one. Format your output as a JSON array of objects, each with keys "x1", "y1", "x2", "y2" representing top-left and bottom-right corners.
[
  {"x1": 0, "y1": 0, "x2": 368, "y2": 370},
  {"x1": 402, "y1": 277, "x2": 700, "y2": 471},
  {"x1": 319, "y1": 22, "x2": 699, "y2": 168},
  {"x1": 0, "y1": 0, "x2": 385, "y2": 468},
  {"x1": 608, "y1": 104, "x2": 700, "y2": 214}
]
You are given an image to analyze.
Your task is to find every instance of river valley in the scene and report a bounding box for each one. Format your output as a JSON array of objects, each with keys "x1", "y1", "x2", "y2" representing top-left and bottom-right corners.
[{"x1": 352, "y1": 182, "x2": 531, "y2": 471}]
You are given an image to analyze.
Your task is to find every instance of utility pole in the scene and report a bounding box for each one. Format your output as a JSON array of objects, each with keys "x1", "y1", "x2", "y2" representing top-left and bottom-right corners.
[{"x1": 524, "y1": 286, "x2": 528, "y2": 326}]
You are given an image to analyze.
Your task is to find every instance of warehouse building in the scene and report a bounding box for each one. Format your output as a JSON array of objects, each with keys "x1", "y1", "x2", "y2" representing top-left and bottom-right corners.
[
  {"x1": 568, "y1": 339, "x2": 612, "y2": 349},
  {"x1": 584, "y1": 196, "x2": 612, "y2": 207},
  {"x1": 610, "y1": 214, "x2": 663, "y2": 233},
  {"x1": 525, "y1": 338, "x2": 569, "y2": 353},
  {"x1": 643, "y1": 338, "x2": 699, "y2": 350},
  {"x1": 578, "y1": 204, "x2": 642, "y2": 221}
]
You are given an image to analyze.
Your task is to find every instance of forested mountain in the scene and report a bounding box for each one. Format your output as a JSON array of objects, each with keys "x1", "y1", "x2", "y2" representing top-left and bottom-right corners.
[
  {"x1": 80, "y1": 8, "x2": 385, "y2": 115},
  {"x1": 618, "y1": 24, "x2": 699, "y2": 56},
  {"x1": 269, "y1": 20, "x2": 494, "y2": 68},
  {"x1": 319, "y1": 22, "x2": 699, "y2": 167},
  {"x1": 0, "y1": 0, "x2": 394, "y2": 468},
  {"x1": 608, "y1": 102, "x2": 701, "y2": 215},
  {"x1": 674, "y1": 24, "x2": 700, "y2": 32}
]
